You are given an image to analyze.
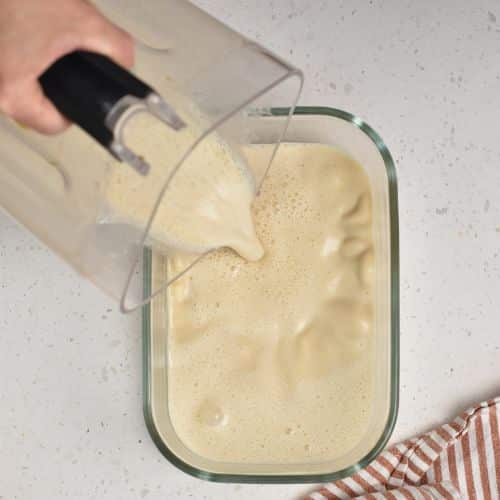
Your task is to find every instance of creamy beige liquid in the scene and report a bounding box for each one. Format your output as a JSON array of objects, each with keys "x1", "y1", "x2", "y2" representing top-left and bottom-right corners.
[
  {"x1": 105, "y1": 110, "x2": 263, "y2": 260},
  {"x1": 167, "y1": 143, "x2": 374, "y2": 463}
]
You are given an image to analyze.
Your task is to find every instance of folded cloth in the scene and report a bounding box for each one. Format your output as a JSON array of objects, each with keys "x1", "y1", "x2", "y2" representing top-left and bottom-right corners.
[{"x1": 306, "y1": 397, "x2": 500, "y2": 500}]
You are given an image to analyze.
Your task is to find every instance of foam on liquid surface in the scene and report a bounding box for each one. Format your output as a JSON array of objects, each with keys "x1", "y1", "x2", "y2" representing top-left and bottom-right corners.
[{"x1": 167, "y1": 143, "x2": 375, "y2": 463}]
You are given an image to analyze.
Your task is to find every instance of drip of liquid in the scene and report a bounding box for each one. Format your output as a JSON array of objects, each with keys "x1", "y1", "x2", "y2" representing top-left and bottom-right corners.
[{"x1": 105, "y1": 105, "x2": 264, "y2": 261}]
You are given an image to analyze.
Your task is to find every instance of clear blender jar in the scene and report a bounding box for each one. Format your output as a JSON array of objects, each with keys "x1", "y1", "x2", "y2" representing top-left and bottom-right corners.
[{"x1": 0, "y1": 0, "x2": 303, "y2": 312}]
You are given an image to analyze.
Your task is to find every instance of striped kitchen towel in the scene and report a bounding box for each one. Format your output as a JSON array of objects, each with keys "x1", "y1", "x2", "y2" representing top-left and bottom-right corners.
[{"x1": 306, "y1": 397, "x2": 500, "y2": 500}]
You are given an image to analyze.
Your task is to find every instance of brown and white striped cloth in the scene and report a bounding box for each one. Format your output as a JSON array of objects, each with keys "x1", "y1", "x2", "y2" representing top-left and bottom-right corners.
[{"x1": 306, "y1": 397, "x2": 500, "y2": 500}]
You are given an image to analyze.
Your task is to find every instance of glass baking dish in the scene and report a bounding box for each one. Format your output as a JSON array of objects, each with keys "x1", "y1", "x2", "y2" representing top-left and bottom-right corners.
[{"x1": 142, "y1": 106, "x2": 399, "y2": 483}]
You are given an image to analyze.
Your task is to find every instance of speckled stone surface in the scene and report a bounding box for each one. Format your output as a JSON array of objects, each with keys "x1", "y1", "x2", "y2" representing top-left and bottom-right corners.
[{"x1": 1, "y1": 1, "x2": 500, "y2": 499}]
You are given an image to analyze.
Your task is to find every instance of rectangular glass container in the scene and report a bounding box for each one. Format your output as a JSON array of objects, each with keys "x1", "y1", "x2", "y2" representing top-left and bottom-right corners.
[{"x1": 142, "y1": 106, "x2": 399, "y2": 483}]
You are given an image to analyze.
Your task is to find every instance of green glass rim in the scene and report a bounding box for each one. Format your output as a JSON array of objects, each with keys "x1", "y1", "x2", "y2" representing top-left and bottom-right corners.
[{"x1": 141, "y1": 105, "x2": 400, "y2": 484}]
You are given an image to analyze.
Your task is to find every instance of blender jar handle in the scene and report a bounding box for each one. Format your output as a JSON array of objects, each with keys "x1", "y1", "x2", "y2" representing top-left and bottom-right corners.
[
  {"x1": 39, "y1": 51, "x2": 185, "y2": 175},
  {"x1": 39, "y1": 51, "x2": 151, "y2": 150}
]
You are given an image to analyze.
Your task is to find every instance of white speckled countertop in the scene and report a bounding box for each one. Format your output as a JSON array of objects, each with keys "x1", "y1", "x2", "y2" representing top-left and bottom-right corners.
[{"x1": 1, "y1": 1, "x2": 500, "y2": 499}]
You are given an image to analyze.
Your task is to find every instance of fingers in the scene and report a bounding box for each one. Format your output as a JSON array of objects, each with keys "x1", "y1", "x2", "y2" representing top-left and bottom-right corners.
[
  {"x1": 9, "y1": 15, "x2": 134, "y2": 134},
  {"x1": 6, "y1": 81, "x2": 70, "y2": 134},
  {"x1": 78, "y1": 12, "x2": 135, "y2": 69},
  {"x1": 0, "y1": 0, "x2": 135, "y2": 134}
]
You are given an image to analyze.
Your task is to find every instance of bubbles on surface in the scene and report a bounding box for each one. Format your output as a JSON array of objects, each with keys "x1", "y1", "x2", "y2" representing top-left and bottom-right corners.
[
  {"x1": 197, "y1": 399, "x2": 227, "y2": 428},
  {"x1": 166, "y1": 143, "x2": 376, "y2": 463}
]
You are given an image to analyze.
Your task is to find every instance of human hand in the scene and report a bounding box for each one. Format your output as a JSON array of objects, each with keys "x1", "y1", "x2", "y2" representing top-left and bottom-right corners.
[{"x1": 0, "y1": 0, "x2": 134, "y2": 134}]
